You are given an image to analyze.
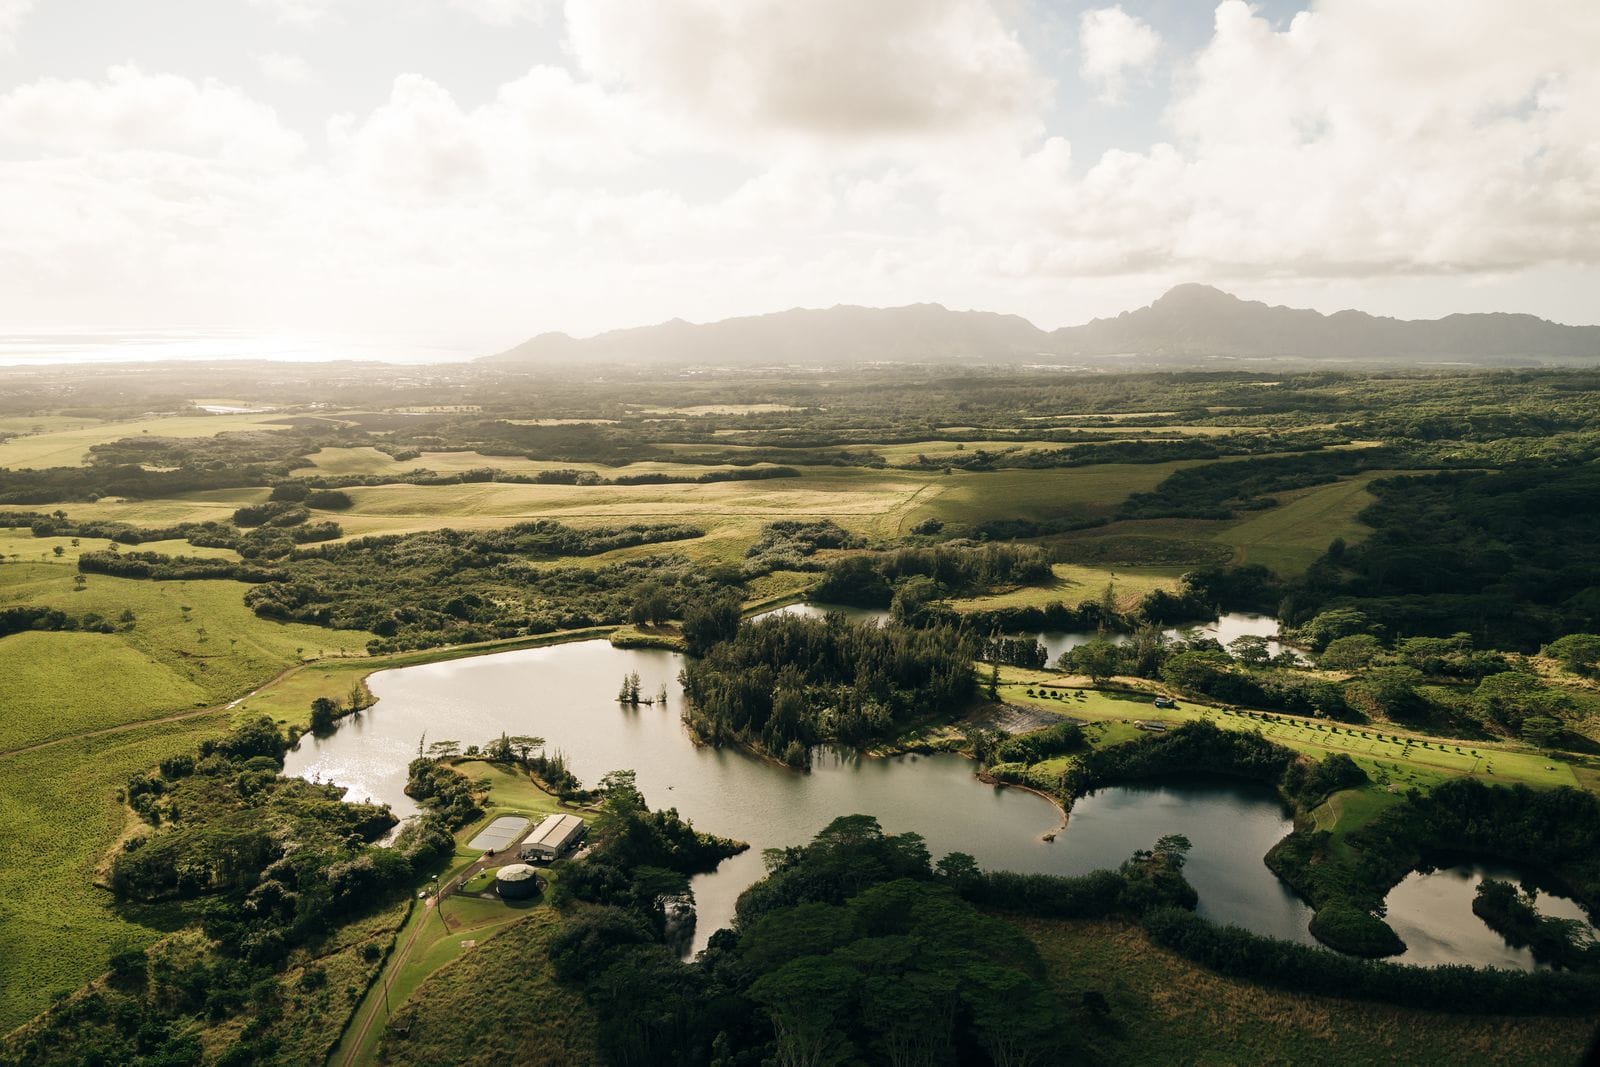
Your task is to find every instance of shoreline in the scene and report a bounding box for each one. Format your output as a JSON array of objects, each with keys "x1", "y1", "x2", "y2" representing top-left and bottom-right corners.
[{"x1": 975, "y1": 769, "x2": 1070, "y2": 839}]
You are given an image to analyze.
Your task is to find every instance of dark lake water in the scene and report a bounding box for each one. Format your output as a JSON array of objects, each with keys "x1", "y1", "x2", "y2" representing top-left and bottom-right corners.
[{"x1": 284, "y1": 637, "x2": 1314, "y2": 954}]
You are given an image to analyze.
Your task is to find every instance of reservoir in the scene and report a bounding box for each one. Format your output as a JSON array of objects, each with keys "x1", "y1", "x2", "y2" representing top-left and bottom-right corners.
[{"x1": 284, "y1": 636, "x2": 1310, "y2": 953}]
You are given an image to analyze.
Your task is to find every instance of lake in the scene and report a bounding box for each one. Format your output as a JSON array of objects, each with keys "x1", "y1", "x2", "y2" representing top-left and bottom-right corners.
[{"x1": 284, "y1": 635, "x2": 1313, "y2": 954}]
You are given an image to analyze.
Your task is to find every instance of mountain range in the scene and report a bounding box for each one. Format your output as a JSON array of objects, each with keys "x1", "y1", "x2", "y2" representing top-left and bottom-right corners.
[{"x1": 485, "y1": 284, "x2": 1600, "y2": 367}]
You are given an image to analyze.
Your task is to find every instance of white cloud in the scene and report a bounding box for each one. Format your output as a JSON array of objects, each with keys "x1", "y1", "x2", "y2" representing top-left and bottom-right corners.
[
  {"x1": 0, "y1": 65, "x2": 306, "y2": 167},
  {"x1": 256, "y1": 51, "x2": 317, "y2": 86},
  {"x1": 249, "y1": 0, "x2": 335, "y2": 28},
  {"x1": 449, "y1": 0, "x2": 548, "y2": 27},
  {"x1": 3, "y1": 0, "x2": 1600, "y2": 340},
  {"x1": 0, "y1": 0, "x2": 33, "y2": 51},
  {"x1": 564, "y1": 0, "x2": 1047, "y2": 145},
  {"x1": 1078, "y1": 5, "x2": 1161, "y2": 103}
]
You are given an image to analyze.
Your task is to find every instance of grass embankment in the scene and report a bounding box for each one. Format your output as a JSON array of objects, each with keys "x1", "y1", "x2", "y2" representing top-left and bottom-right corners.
[
  {"x1": 374, "y1": 909, "x2": 599, "y2": 1067},
  {"x1": 1018, "y1": 916, "x2": 1596, "y2": 1066}
]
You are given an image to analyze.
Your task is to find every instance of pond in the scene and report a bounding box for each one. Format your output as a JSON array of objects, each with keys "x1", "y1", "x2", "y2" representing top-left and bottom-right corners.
[
  {"x1": 1031, "y1": 612, "x2": 1301, "y2": 666},
  {"x1": 1383, "y1": 862, "x2": 1598, "y2": 971},
  {"x1": 763, "y1": 604, "x2": 1299, "y2": 666},
  {"x1": 284, "y1": 636, "x2": 1314, "y2": 955}
]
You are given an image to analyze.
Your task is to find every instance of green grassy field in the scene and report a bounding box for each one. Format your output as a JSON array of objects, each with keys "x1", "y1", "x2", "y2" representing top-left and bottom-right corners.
[
  {"x1": 1213, "y1": 469, "x2": 1398, "y2": 575},
  {"x1": 903, "y1": 461, "x2": 1204, "y2": 532},
  {"x1": 0, "y1": 565, "x2": 369, "y2": 751},
  {"x1": 0, "y1": 713, "x2": 228, "y2": 1032},
  {"x1": 0, "y1": 412, "x2": 291, "y2": 469},
  {"x1": 1018, "y1": 916, "x2": 1594, "y2": 1065}
]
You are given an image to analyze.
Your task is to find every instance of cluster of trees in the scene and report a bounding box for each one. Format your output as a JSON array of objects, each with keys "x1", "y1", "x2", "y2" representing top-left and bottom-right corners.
[
  {"x1": 240, "y1": 525, "x2": 734, "y2": 651},
  {"x1": 547, "y1": 814, "x2": 1096, "y2": 1066},
  {"x1": 404, "y1": 751, "x2": 485, "y2": 828},
  {"x1": 1287, "y1": 462, "x2": 1600, "y2": 648},
  {"x1": 740, "y1": 519, "x2": 863, "y2": 576},
  {"x1": 1473, "y1": 880, "x2": 1600, "y2": 971},
  {"x1": 978, "y1": 634, "x2": 1048, "y2": 668},
  {"x1": 810, "y1": 542, "x2": 1052, "y2": 609},
  {"x1": 0, "y1": 604, "x2": 125, "y2": 637},
  {"x1": 679, "y1": 613, "x2": 977, "y2": 766},
  {"x1": 1061, "y1": 720, "x2": 1298, "y2": 799}
]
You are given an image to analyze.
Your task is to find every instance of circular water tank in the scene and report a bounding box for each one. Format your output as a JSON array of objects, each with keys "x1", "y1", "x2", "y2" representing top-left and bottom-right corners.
[{"x1": 494, "y1": 862, "x2": 541, "y2": 900}]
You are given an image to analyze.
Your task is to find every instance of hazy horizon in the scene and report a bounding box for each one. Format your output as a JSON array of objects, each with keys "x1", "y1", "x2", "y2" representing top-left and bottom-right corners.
[{"x1": 3, "y1": 1, "x2": 1598, "y2": 352}]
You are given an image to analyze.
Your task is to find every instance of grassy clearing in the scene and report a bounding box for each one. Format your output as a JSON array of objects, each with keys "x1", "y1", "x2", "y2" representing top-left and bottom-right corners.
[
  {"x1": 906, "y1": 461, "x2": 1205, "y2": 532},
  {"x1": 315, "y1": 467, "x2": 937, "y2": 545},
  {"x1": 0, "y1": 528, "x2": 238, "y2": 565},
  {"x1": 454, "y1": 760, "x2": 583, "y2": 824},
  {"x1": 0, "y1": 567, "x2": 369, "y2": 750},
  {"x1": 0, "y1": 412, "x2": 290, "y2": 469},
  {"x1": 949, "y1": 562, "x2": 1185, "y2": 614},
  {"x1": 20, "y1": 488, "x2": 269, "y2": 530},
  {"x1": 1213, "y1": 469, "x2": 1399, "y2": 576},
  {"x1": 302, "y1": 445, "x2": 766, "y2": 480},
  {"x1": 1018, "y1": 916, "x2": 1593, "y2": 1065}
]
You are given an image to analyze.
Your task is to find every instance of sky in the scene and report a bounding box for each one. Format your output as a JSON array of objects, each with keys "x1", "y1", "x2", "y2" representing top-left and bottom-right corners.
[{"x1": 0, "y1": 0, "x2": 1597, "y2": 357}]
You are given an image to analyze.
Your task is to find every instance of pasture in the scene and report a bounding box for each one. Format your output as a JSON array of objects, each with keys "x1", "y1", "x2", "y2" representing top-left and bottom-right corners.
[
  {"x1": 1213, "y1": 469, "x2": 1397, "y2": 575},
  {"x1": 0, "y1": 566, "x2": 369, "y2": 752},
  {"x1": 0, "y1": 412, "x2": 290, "y2": 469}
]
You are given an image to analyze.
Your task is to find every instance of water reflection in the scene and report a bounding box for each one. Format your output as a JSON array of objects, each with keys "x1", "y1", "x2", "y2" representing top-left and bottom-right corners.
[{"x1": 1384, "y1": 863, "x2": 1597, "y2": 971}]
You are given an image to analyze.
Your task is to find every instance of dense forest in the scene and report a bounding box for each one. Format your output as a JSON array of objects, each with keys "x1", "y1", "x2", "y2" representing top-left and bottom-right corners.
[{"x1": 679, "y1": 613, "x2": 978, "y2": 766}]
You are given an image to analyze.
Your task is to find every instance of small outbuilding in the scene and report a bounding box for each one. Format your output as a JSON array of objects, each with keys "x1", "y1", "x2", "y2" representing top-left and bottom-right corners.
[
  {"x1": 495, "y1": 863, "x2": 541, "y2": 900},
  {"x1": 519, "y1": 812, "x2": 587, "y2": 862}
]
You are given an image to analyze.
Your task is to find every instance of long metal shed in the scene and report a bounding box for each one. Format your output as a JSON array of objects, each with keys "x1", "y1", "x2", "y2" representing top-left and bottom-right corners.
[{"x1": 519, "y1": 812, "x2": 586, "y2": 861}]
